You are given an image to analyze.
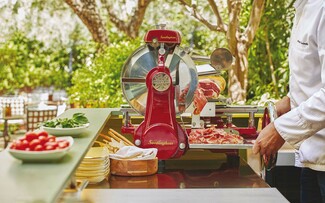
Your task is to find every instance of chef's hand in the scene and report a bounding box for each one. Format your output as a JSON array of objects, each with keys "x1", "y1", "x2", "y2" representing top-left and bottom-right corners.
[{"x1": 252, "y1": 122, "x2": 285, "y2": 157}]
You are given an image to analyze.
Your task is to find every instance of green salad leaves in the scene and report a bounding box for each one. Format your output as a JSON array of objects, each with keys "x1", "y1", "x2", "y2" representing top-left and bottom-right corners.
[{"x1": 42, "y1": 113, "x2": 89, "y2": 128}]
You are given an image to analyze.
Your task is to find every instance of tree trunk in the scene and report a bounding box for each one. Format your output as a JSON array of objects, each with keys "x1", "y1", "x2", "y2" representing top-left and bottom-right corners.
[
  {"x1": 228, "y1": 41, "x2": 248, "y2": 102},
  {"x1": 65, "y1": 0, "x2": 109, "y2": 45},
  {"x1": 226, "y1": 0, "x2": 265, "y2": 102},
  {"x1": 177, "y1": 0, "x2": 265, "y2": 102}
]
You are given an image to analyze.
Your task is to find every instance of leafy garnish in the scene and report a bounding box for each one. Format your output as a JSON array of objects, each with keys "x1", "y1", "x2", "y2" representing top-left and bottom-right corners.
[{"x1": 42, "y1": 113, "x2": 89, "y2": 128}]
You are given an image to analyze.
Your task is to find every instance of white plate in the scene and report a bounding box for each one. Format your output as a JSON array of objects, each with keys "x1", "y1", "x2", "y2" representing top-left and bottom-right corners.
[
  {"x1": 8, "y1": 136, "x2": 74, "y2": 162},
  {"x1": 78, "y1": 159, "x2": 110, "y2": 171},
  {"x1": 80, "y1": 157, "x2": 110, "y2": 166},
  {"x1": 75, "y1": 167, "x2": 110, "y2": 177},
  {"x1": 41, "y1": 123, "x2": 90, "y2": 136},
  {"x1": 84, "y1": 147, "x2": 109, "y2": 159},
  {"x1": 76, "y1": 174, "x2": 108, "y2": 184}
]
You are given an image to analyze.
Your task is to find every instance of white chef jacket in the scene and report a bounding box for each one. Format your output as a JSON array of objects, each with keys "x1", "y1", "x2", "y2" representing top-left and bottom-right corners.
[{"x1": 274, "y1": 0, "x2": 325, "y2": 171}]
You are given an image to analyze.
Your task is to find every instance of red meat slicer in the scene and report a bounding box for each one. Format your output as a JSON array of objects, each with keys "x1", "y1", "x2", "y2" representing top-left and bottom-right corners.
[{"x1": 120, "y1": 25, "x2": 198, "y2": 160}]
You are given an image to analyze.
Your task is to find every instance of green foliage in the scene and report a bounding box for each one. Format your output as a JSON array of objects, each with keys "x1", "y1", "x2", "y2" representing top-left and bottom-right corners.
[
  {"x1": 246, "y1": 0, "x2": 294, "y2": 103},
  {"x1": 0, "y1": 32, "x2": 96, "y2": 94},
  {"x1": 68, "y1": 37, "x2": 142, "y2": 108},
  {"x1": 0, "y1": 32, "x2": 66, "y2": 93},
  {"x1": 0, "y1": 0, "x2": 297, "y2": 106},
  {"x1": 42, "y1": 113, "x2": 89, "y2": 128}
]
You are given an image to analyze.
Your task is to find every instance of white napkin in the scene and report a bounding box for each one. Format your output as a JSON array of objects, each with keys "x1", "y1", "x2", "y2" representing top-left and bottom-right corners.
[{"x1": 109, "y1": 146, "x2": 157, "y2": 160}]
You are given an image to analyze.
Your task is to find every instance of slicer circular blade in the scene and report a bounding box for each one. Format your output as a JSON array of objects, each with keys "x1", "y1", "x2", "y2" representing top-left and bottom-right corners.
[{"x1": 121, "y1": 45, "x2": 198, "y2": 115}]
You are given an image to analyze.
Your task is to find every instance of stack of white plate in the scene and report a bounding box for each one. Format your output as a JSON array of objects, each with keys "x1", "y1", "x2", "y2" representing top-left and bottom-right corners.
[{"x1": 75, "y1": 147, "x2": 110, "y2": 184}]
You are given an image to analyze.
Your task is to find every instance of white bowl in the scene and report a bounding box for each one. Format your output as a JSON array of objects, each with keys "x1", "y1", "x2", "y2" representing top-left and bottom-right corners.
[
  {"x1": 8, "y1": 136, "x2": 74, "y2": 162},
  {"x1": 41, "y1": 123, "x2": 90, "y2": 137}
]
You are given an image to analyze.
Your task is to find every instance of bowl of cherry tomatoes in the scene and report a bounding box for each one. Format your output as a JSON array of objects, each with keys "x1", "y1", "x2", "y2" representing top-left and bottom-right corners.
[{"x1": 7, "y1": 131, "x2": 73, "y2": 162}]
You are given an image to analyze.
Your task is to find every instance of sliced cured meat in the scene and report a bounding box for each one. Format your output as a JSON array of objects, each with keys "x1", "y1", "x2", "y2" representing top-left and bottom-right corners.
[
  {"x1": 193, "y1": 88, "x2": 207, "y2": 115},
  {"x1": 178, "y1": 76, "x2": 225, "y2": 115},
  {"x1": 188, "y1": 126, "x2": 244, "y2": 144},
  {"x1": 178, "y1": 84, "x2": 207, "y2": 114},
  {"x1": 178, "y1": 84, "x2": 189, "y2": 112},
  {"x1": 199, "y1": 79, "x2": 221, "y2": 99}
]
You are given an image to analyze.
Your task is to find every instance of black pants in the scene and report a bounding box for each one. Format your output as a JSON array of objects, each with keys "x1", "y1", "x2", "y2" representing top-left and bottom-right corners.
[{"x1": 301, "y1": 168, "x2": 325, "y2": 203}]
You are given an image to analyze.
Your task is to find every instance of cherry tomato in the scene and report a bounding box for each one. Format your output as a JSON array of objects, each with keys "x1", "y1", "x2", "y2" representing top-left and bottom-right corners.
[
  {"x1": 58, "y1": 141, "x2": 70, "y2": 149},
  {"x1": 19, "y1": 138, "x2": 27, "y2": 142},
  {"x1": 29, "y1": 139, "x2": 41, "y2": 150},
  {"x1": 37, "y1": 131, "x2": 48, "y2": 138},
  {"x1": 18, "y1": 137, "x2": 26, "y2": 142},
  {"x1": 48, "y1": 136, "x2": 56, "y2": 142},
  {"x1": 45, "y1": 141, "x2": 59, "y2": 148},
  {"x1": 15, "y1": 140, "x2": 29, "y2": 150},
  {"x1": 38, "y1": 136, "x2": 48, "y2": 145},
  {"x1": 10, "y1": 143, "x2": 17, "y2": 149},
  {"x1": 21, "y1": 139, "x2": 29, "y2": 149},
  {"x1": 34, "y1": 144, "x2": 44, "y2": 151},
  {"x1": 45, "y1": 145, "x2": 55, "y2": 150},
  {"x1": 25, "y1": 132, "x2": 38, "y2": 142},
  {"x1": 10, "y1": 132, "x2": 71, "y2": 152}
]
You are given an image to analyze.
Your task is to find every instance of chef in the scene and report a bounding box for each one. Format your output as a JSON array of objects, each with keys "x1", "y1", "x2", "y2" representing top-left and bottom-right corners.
[{"x1": 253, "y1": 0, "x2": 325, "y2": 202}]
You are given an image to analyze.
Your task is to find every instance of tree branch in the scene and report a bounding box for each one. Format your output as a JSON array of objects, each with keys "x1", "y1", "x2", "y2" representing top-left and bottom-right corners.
[
  {"x1": 177, "y1": 0, "x2": 224, "y2": 32},
  {"x1": 106, "y1": 5, "x2": 128, "y2": 32},
  {"x1": 65, "y1": 0, "x2": 109, "y2": 45},
  {"x1": 104, "y1": 0, "x2": 152, "y2": 39},
  {"x1": 207, "y1": 0, "x2": 227, "y2": 32},
  {"x1": 127, "y1": 0, "x2": 152, "y2": 38},
  {"x1": 227, "y1": 0, "x2": 241, "y2": 53},
  {"x1": 243, "y1": 0, "x2": 265, "y2": 45}
]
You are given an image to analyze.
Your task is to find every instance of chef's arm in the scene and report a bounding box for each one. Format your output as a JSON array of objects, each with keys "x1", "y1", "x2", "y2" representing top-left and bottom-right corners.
[
  {"x1": 274, "y1": 89, "x2": 325, "y2": 149},
  {"x1": 275, "y1": 96, "x2": 291, "y2": 117},
  {"x1": 274, "y1": 27, "x2": 325, "y2": 148}
]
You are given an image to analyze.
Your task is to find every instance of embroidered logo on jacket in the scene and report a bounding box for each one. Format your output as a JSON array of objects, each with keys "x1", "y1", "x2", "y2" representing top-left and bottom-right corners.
[{"x1": 297, "y1": 40, "x2": 308, "y2": 46}]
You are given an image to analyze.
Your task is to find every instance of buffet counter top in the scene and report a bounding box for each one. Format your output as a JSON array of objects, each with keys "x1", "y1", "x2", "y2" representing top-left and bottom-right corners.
[
  {"x1": 0, "y1": 108, "x2": 115, "y2": 203},
  {"x1": 90, "y1": 155, "x2": 269, "y2": 189},
  {"x1": 81, "y1": 154, "x2": 288, "y2": 202},
  {"x1": 81, "y1": 188, "x2": 288, "y2": 203},
  {"x1": 0, "y1": 108, "x2": 289, "y2": 203}
]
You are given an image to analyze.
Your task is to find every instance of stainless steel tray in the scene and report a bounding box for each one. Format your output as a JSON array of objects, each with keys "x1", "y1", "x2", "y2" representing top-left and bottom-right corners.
[{"x1": 189, "y1": 139, "x2": 254, "y2": 149}]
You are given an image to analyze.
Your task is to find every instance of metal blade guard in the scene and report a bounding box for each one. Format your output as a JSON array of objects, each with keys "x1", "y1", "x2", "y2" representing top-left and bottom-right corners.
[{"x1": 121, "y1": 27, "x2": 195, "y2": 160}]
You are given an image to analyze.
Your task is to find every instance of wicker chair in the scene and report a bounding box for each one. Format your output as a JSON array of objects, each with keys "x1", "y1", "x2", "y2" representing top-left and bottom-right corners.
[
  {"x1": 0, "y1": 96, "x2": 26, "y2": 118},
  {"x1": 0, "y1": 96, "x2": 27, "y2": 147},
  {"x1": 26, "y1": 106, "x2": 57, "y2": 132}
]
